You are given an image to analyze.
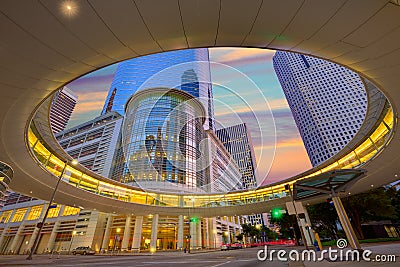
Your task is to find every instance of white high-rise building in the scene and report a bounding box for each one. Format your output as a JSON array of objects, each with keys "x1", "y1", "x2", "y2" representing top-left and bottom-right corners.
[
  {"x1": 55, "y1": 111, "x2": 123, "y2": 177},
  {"x1": 50, "y1": 87, "x2": 78, "y2": 134},
  {"x1": 273, "y1": 51, "x2": 367, "y2": 167}
]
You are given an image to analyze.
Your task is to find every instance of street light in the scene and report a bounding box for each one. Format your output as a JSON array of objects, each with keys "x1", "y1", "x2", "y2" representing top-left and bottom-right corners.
[{"x1": 27, "y1": 159, "x2": 78, "y2": 260}]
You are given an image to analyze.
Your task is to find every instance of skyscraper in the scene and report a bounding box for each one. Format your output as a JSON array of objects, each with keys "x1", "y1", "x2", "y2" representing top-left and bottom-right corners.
[
  {"x1": 216, "y1": 123, "x2": 258, "y2": 189},
  {"x1": 216, "y1": 123, "x2": 263, "y2": 225},
  {"x1": 49, "y1": 86, "x2": 78, "y2": 134},
  {"x1": 55, "y1": 111, "x2": 123, "y2": 177},
  {"x1": 273, "y1": 51, "x2": 367, "y2": 167},
  {"x1": 102, "y1": 48, "x2": 215, "y2": 130}
]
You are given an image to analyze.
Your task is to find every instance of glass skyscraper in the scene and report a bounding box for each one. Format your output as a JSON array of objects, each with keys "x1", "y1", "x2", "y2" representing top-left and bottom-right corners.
[
  {"x1": 102, "y1": 48, "x2": 215, "y2": 130},
  {"x1": 122, "y1": 88, "x2": 207, "y2": 193},
  {"x1": 273, "y1": 51, "x2": 367, "y2": 167}
]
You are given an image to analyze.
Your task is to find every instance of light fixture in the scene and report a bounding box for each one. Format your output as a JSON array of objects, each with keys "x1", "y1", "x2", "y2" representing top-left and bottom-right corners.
[
  {"x1": 371, "y1": 184, "x2": 374, "y2": 187},
  {"x1": 61, "y1": 1, "x2": 78, "y2": 17},
  {"x1": 395, "y1": 174, "x2": 398, "y2": 178},
  {"x1": 71, "y1": 159, "x2": 78, "y2": 165},
  {"x1": 116, "y1": 228, "x2": 121, "y2": 233}
]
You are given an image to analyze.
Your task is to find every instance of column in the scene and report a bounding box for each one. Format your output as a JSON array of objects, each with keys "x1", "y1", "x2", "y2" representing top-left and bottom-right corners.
[
  {"x1": 207, "y1": 218, "x2": 216, "y2": 249},
  {"x1": 9, "y1": 224, "x2": 24, "y2": 254},
  {"x1": 26, "y1": 204, "x2": 48, "y2": 253},
  {"x1": 121, "y1": 216, "x2": 131, "y2": 251},
  {"x1": 101, "y1": 215, "x2": 112, "y2": 252},
  {"x1": 46, "y1": 220, "x2": 60, "y2": 252},
  {"x1": 232, "y1": 216, "x2": 236, "y2": 242},
  {"x1": 0, "y1": 226, "x2": 8, "y2": 251},
  {"x1": 149, "y1": 214, "x2": 159, "y2": 253},
  {"x1": 9, "y1": 207, "x2": 31, "y2": 254},
  {"x1": 0, "y1": 210, "x2": 16, "y2": 250},
  {"x1": 132, "y1": 216, "x2": 143, "y2": 251},
  {"x1": 332, "y1": 193, "x2": 361, "y2": 250},
  {"x1": 196, "y1": 218, "x2": 202, "y2": 248},
  {"x1": 177, "y1": 215, "x2": 184, "y2": 250},
  {"x1": 303, "y1": 204, "x2": 315, "y2": 243},
  {"x1": 204, "y1": 218, "x2": 210, "y2": 248},
  {"x1": 190, "y1": 221, "x2": 196, "y2": 249}
]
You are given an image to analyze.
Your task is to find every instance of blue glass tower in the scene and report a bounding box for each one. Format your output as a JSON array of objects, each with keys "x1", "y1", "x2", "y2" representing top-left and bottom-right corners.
[{"x1": 102, "y1": 48, "x2": 215, "y2": 130}]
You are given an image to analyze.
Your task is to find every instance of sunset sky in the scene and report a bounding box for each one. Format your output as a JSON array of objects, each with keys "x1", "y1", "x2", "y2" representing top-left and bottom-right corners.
[{"x1": 65, "y1": 48, "x2": 312, "y2": 185}]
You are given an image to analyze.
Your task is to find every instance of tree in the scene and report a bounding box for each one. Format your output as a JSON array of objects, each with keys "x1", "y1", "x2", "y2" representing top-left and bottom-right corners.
[
  {"x1": 307, "y1": 201, "x2": 339, "y2": 239},
  {"x1": 342, "y1": 187, "x2": 397, "y2": 239}
]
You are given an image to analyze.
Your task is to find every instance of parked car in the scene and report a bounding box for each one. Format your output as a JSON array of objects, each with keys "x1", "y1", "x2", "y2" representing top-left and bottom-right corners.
[
  {"x1": 72, "y1": 246, "x2": 95, "y2": 255},
  {"x1": 230, "y1": 243, "x2": 243, "y2": 249},
  {"x1": 221, "y1": 244, "x2": 230, "y2": 251}
]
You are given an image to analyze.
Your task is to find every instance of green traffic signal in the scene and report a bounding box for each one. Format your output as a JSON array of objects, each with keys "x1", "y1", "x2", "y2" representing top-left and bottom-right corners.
[
  {"x1": 271, "y1": 207, "x2": 283, "y2": 219},
  {"x1": 190, "y1": 217, "x2": 199, "y2": 223}
]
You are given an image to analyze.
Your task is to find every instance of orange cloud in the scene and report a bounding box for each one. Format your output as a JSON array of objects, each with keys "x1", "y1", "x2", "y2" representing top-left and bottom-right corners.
[
  {"x1": 211, "y1": 47, "x2": 275, "y2": 62},
  {"x1": 73, "y1": 91, "x2": 108, "y2": 114}
]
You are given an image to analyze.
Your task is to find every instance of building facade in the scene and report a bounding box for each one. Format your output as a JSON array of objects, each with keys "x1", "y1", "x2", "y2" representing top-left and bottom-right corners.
[
  {"x1": 102, "y1": 48, "x2": 215, "y2": 130},
  {"x1": 216, "y1": 123, "x2": 264, "y2": 226},
  {"x1": 205, "y1": 130, "x2": 243, "y2": 193},
  {"x1": 55, "y1": 111, "x2": 123, "y2": 177},
  {"x1": 120, "y1": 88, "x2": 207, "y2": 193},
  {"x1": 50, "y1": 87, "x2": 78, "y2": 134},
  {"x1": 273, "y1": 51, "x2": 367, "y2": 167}
]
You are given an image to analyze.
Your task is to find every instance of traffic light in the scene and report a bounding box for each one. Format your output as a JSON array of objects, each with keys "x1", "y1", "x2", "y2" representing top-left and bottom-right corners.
[{"x1": 271, "y1": 207, "x2": 284, "y2": 219}]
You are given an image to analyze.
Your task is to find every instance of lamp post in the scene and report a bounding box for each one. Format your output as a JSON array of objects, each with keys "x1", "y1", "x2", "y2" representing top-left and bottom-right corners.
[{"x1": 27, "y1": 159, "x2": 77, "y2": 260}]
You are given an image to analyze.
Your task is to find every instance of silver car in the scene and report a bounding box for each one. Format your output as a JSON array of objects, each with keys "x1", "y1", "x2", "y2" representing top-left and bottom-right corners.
[{"x1": 72, "y1": 246, "x2": 95, "y2": 255}]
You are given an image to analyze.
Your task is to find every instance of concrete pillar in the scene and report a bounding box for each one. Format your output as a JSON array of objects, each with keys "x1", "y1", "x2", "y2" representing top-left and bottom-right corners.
[
  {"x1": 101, "y1": 215, "x2": 112, "y2": 252},
  {"x1": 303, "y1": 204, "x2": 315, "y2": 243},
  {"x1": 9, "y1": 207, "x2": 31, "y2": 254},
  {"x1": 190, "y1": 221, "x2": 196, "y2": 249},
  {"x1": 197, "y1": 218, "x2": 202, "y2": 248},
  {"x1": 207, "y1": 218, "x2": 216, "y2": 249},
  {"x1": 0, "y1": 227, "x2": 8, "y2": 250},
  {"x1": 149, "y1": 214, "x2": 159, "y2": 253},
  {"x1": 177, "y1": 215, "x2": 184, "y2": 250},
  {"x1": 332, "y1": 194, "x2": 361, "y2": 250},
  {"x1": 46, "y1": 220, "x2": 60, "y2": 252},
  {"x1": 132, "y1": 216, "x2": 143, "y2": 251},
  {"x1": 232, "y1": 217, "x2": 237, "y2": 242},
  {"x1": 9, "y1": 224, "x2": 24, "y2": 254},
  {"x1": 26, "y1": 204, "x2": 48, "y2": 253},
  {"x1": 204, "y1": 218, "x2": 210, "y2": 248},
  {"x1": 121, "y1": 216, "x2": 131, "y2": 251}
]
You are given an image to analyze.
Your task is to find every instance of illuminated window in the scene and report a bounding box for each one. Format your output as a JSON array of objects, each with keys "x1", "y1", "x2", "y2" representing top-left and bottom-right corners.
[
  {"x1": 0, "y1": 211, "x2": 12, "y2": 223},
  {"x1": 11, "y1": 208, "x2": 28, "y2": 222},
  {"x1": 48, "y1": 205, "x2": 61, "y2": 218},
  {"x1": 63, "y1": 206, "x2": 80, "y2": 216},
  {"x1": 26, "y1": 206, "x2": 43, "y2": 220}
]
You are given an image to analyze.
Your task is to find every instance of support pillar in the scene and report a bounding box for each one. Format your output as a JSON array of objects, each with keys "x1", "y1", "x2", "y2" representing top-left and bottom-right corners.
[
  {"x1": 149, "y1": 214, "x2": 159, "y2": 253},
  {"x1": 197, "y1": 218, "x2": 202, "y2": 248},
  {"x1": 46, "y1": 221, "x2": 60, "y2": 252},
  {"x1": 132, "y1": 216, "x2": 143, "y2": 251},
  {"x1": 332, "y1": 193, "x2": 361, "y2": 250},
  {"x1": 9, "y1": 224, "x2": 24, "y2": 254},
  {"x1": 303, "y1": 204, "x2": 315, "y2": 243},
  {"x1": 190, "y1": 221, "x2": 196, "y2": 249},
  {"x1": 177, "y1": 215, "x2": 184, "y2": 250},
  {"x1": 232, "y1": 216, "x2": 237, "y2": 242},
  {"x1": 207, "y1": 218, "x2": 216, "y2": 249},
  {"x1": 101, "y1": 215, "x2": 112, "y2": 252},
  {"x1": 121, "y1": 216, "x2": 131, "y2": 251}
]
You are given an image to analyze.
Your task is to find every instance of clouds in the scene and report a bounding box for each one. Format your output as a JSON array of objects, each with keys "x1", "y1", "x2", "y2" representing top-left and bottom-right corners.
[{"x1": 65, "y1": 47, "x2": 312, "y2": 184}]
